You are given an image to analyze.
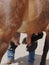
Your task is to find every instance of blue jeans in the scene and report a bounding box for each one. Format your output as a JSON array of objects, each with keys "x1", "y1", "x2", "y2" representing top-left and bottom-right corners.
[
  {"x1": 28, "y1": 51, "x2": 35, "y2": 64},
  {"x1": 7, "y1": 48, "x2": 15, "y2": 60},
  {"x1": 7, "y1": 42, "x2": 35, "y2": 64},
  {"x1": 7, "y1": 49, "x2": 35, "y2": 64}
]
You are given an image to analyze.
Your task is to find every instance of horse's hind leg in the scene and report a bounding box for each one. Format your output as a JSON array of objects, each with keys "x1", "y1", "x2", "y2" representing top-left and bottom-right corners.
[
  {"x1": 40, "y1": 36, "x2": 49, "y2": 65},
  {"x1": 0, "y1": 42, "x2": 9, "y2": 63}
]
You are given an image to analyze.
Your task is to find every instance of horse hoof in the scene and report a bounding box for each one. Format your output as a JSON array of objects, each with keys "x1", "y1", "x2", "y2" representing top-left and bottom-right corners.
[
  {"x1": 40, "y1": 62, "x2": 46, "y2": 65},
  {"x1": 4, "y1": 59, "x2": 14, "y2": 64}
]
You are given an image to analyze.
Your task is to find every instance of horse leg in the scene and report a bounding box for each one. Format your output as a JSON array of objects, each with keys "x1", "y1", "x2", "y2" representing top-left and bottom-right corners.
[
  {"x1": 40, "y1": 37, "x2": 49, "y2": 65},
  {"x1": 0, "y1": 42, "x2": 9, "y2": 63}
]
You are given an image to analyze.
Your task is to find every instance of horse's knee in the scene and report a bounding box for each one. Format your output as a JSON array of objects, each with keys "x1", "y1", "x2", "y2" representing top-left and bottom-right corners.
[
  {"x1": 0, "y1": 42, "x2": 9, "y2": 50},
  {"x1": 0, "y1": 42, "x2": 9, "y2": 62}
]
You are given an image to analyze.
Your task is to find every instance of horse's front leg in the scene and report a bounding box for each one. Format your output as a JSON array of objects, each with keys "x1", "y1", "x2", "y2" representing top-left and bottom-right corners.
[
  {"x1": 0, "y1": 42, "x2": 9, "y2": 63},
  {"x1": 40, "y1": 35, "x2": 49, "y2": 65}
]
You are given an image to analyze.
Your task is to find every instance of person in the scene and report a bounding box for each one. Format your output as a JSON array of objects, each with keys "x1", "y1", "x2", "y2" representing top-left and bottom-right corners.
[
  {"x1": 22, "y1": 32, "x2": 43, "y2": 65},
  {"x1": 7, "y1": 32, "x2": 43, "y2": 65},
  {"x1": 7, "y1": 32, "x2": 20, "y2": 63}
]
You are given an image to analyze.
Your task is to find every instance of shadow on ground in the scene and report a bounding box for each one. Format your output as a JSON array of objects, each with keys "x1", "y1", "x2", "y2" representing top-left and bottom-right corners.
[
  {"x1": 14, "y1": 56, "x2": 28, "y2": 65},
  {"x1": 13, "y1": 54, "x2": 49, "y2": 65}
]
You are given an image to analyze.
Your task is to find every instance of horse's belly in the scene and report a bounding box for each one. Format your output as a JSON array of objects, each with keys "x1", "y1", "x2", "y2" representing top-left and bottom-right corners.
[
  {"x1": 17, "y1": 21, "x2": 43, "y2": 34},
  {"x1": 17, "y1": 0, "x2": 45, "y2": 34}
]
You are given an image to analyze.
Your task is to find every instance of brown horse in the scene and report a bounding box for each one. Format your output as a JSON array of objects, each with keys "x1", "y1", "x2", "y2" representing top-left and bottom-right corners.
[{"x1": 0, "y1": 0, "x2": 49, "y2": 65}]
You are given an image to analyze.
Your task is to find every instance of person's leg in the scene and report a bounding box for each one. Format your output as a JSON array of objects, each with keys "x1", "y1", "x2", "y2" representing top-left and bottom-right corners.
[
  {"x1": 7, "y1": 41, "x2": 18, "y2": 64},
  {"x1": 26, "y1": 41, "x2": 38, "y2": 65},
  {"x1": 27, "y1": 33, "x2": 39, "y2": 65},
  {"x1": 28, "y1": 51, "x2": 35, "y2": 65}
]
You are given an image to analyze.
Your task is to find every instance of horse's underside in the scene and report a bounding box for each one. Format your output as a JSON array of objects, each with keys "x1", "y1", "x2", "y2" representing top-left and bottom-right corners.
[{"x1": 0, "y1": 0, "x2": 49, "y2": 65}]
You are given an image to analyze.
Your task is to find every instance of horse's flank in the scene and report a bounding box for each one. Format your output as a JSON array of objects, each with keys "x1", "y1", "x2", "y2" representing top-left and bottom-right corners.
[{"x1": 0, "y1": 0, "x2": 28, "y2": 42}]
